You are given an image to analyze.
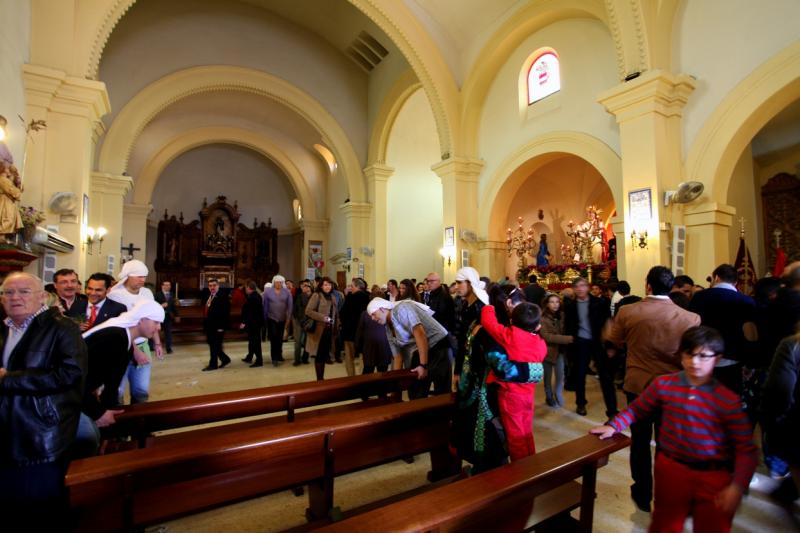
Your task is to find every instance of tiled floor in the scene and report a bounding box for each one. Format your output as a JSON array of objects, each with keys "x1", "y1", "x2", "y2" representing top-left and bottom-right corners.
[{"x1": 140, "y1": 340, "x2": 798, "y2": 532}]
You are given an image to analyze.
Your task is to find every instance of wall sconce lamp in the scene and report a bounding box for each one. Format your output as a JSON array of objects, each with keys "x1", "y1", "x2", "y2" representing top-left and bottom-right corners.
[
  {"x1": 84, "y1": 226, "x2": 107, "y2": 255},
  {"x1": 630, "y1": 228, "x2": 648, "y2": 250},
  {"x1": 439, "y1": 245, "x2": 456, "y2": 266},
  {"x1": 0, "y1": 116, "x2": 7, "y2": 141}
]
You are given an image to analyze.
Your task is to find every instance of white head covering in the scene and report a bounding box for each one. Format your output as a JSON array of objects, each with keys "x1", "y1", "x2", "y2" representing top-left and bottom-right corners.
[
  {"x1": 112, "y1": 259, "x2": 148, "y2": 289},
  {"x1": 264, "y1": 282, "x2": 272, "y2": 289},
  {"x1": 272, "y1": 274, "x2": 286, "y2": 285},
  {"x1": 366, "y1": 297, "x2": 434, "y2": 316},
  {"x1": 455, "y1": 266, "x2": 489, "y2": 305},
  {"x1": 82, "y1": 299, "x2": 165, "y2": 339}
]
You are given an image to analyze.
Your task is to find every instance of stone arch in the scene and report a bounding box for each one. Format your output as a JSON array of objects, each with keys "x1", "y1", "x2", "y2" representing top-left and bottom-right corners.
[
  {"x1": 134, "y1": 126, "x2": 319, "y2": 222},
  {"x1": 366, "y1": 69, "x2": 422, "y2": 165},
  {"x1": 685, "y1": 41, "x2": 800, "y2": 203},
  {"x1": 84, "y1": 0, "x2": 460, "y2": 159},
  {"x1": 97, "y1": 65, "x2": 365, "y2": 202},
  {"x1": 479, "y1": 131, "x2": 622, "y2": 241},
  {"x1": 460, "y1": 0, "x2": 610, "y2": 157}
]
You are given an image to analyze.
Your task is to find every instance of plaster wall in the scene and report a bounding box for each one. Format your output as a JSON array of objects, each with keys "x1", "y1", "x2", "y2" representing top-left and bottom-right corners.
[
  {"x1": 725, "y1": 146, "x2": 762, "y2": 276},
  {"x1": 504, "y1": 156, "x2": 614, "y2": 278},
  {"x1": 367, "y1": 46, "x2": 416, "y2": 140},
  {"x1": 97, "y1": 0, "x2": 368, "y2": 163},
  {"x1": 326, "y1": 168, "x2": 348, "y2": 280},
  {"x1": 674, "y1": 0, "x2": 800, "y2": 158},
  {"x1": 478, "y1": 18, "x2": 619, "y2": 197},
  {"x1": 385, "y1": 89, "x2": 443, "y2": 281},
  {"x1": 0, "y1": 0, "x2": 31, "y2": 169}
]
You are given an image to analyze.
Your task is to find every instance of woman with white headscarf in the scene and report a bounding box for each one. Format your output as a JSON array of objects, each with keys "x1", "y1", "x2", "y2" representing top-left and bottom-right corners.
[
  {"x1": 262, "y1": 274, "x2": 293, "y2": 366},
  {"x1": 73, "y1": 301, "x2": 164, "y2": 457}
]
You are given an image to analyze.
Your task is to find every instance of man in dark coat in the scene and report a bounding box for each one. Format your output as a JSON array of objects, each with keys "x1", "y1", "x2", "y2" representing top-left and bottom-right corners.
[
  {"x1": 155, "y1": 279, "x2": 180, "y2": 354},
  {"x1": 564, "y1": 276, "x2": 612, "y2": 417},
  {"x1": 0, "y1": 272, "x2": 87, "y2": 529},
  {"x1": 240, "y1": 281, "x2": 265, "y2": 367},
  {"x1": 423, "y1": 271, "x2": 455, "y2": 333},
  {"x1": 202, "y1": 278, "x2": 231, "y2": 371},
  {"x1": 340, "y1": 278, "x2": 370, "y2": 376}
]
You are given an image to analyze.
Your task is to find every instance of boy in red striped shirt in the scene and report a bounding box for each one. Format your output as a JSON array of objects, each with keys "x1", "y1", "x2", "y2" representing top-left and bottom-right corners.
[{"x1": 591, "y1": 326, "x2": 757, "y2": 532}]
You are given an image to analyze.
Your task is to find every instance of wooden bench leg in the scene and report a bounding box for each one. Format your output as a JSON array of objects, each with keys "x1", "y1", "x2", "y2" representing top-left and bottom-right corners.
[
  {"x1": 306, "y1": 431, "x2": 336, "y2": 521},
  {"x1": 578, "y1": 463, "x2": 598, "y2": 532}
]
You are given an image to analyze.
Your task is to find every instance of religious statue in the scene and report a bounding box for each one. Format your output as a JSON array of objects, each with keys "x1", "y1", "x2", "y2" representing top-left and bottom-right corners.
[
  {"x1": 536, "y1": 233, "x2": 551, "y2": 268},
  {"x1": 0, "y1": 155, "x2": 24, "y2": 240}
]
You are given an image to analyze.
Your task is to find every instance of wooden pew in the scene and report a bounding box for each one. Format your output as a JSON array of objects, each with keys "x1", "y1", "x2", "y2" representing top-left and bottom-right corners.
[
  {"x1": 108, "y1": 370, "x2": 418, "y2": 447},
  {"x1": 67, "y1": 393, "x2": 459, "y2": 532},
  {"x1": 318, "y1": 433, "x2": 631, "y2": 533}
]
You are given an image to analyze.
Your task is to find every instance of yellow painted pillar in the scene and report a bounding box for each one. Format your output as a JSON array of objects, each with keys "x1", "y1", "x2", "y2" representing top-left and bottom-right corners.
[
  {"x1": 477, "y1": 240, "x2": 508, "y2": 282},
  {"x1": 122, "y1": 203, "x2": 152, "y2": 267},
  {"x1": 301, "y1": 219, "x2": 329, "y2": 278},
  {"x1": 340, "y1": 201, "x2": 372, "y2": 282},
  {"x1": 364, "y1": 163, "x2": 393, "y2": 283},
  {"x1": 88, "y1": 172, "x2": 133, "y2": 276},
  {"x1": 684, "y1": 202, "x2": 735, "y2": 283},
  {"x1": 21, "y1": 63, "x2": 110, "y2": 276},
  {"x1": 598, "y1": 70, "x2": 695, "y2": 293},
  {"x1": 431, "y1": 157, "x2": 484, "y2": 281}
]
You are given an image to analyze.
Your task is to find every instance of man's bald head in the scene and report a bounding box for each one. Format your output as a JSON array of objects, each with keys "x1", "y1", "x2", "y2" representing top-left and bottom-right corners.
[
  {"x1": 425, "y1": 272, "x2": 442, "y2": 292},
  {"x1": 1, "y1": 272, "x2": 44, "y2": 291}
]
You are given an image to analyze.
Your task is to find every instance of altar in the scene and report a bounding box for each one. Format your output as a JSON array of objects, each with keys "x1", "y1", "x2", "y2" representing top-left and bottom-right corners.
[{"x1": 154, "y1": 195, "x2": 279, "y2": 297}]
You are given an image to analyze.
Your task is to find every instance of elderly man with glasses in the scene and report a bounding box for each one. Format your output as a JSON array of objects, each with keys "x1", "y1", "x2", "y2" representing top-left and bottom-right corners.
[{"x1": 0, "y1": 272, "x2": 87, "y2": 529}]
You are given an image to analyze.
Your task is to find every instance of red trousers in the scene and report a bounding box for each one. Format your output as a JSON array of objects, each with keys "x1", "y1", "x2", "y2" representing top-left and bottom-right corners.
[
  {"x1": 650, "y1": 453, "x2": 735, "y2": 533},
  {"x1": 497, "y1": 388, "x2": 535, "y2": 460}
]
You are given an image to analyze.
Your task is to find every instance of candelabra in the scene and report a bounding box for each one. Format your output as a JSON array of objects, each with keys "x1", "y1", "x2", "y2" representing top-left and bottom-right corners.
[{"x1": 506, "y1": 216, "x2": 535, "y2": 269}]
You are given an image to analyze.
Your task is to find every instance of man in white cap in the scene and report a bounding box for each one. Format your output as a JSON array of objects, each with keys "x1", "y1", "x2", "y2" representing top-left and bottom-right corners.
[
  {"x1": 452, "y1": 267, "x2": 489, "y2": 389},
  {"x1": 263, "y1": 274, "x2": 292, "y2": 366},
  {"x1": 75, "y1": 300, "x2": 165, "y2": 456},
  {"x1": 107, "y1": 260, "x2": 161, "y2": 403},
  {"x1": 368, "y1": 297, "x2": 450, "y2": 399}
]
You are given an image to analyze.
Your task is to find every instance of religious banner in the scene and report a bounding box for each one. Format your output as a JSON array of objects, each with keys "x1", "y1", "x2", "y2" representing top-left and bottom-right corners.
[
  {"x1": 309, "y1": 240, "x2": 324, "y2": 277},
  {"x1": 734, "y1": 232, "x2": 757, "y2": 296}
]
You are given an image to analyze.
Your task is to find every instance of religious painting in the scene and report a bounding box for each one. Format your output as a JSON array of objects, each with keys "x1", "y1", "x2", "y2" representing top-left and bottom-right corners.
[
  {"x1": 200, "y1": 271, "x2": 233, "y2": 289},
  {"x1": 309, "y1": 240, "x2": 324, "y2": 277},
  {"x1": 444, "y1": 226, "x2": 455, "y2": 247},
  {"x1": 628, "y1": 188, "x2": 652, "y2": 223}
]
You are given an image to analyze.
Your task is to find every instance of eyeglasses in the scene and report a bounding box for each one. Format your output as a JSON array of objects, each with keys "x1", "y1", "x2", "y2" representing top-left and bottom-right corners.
[
  {"x1": 686, "y1": 350, "x2": 717, "y2": 360},
  {"x1": 0, "y1": 289, "x2": 39, "y2": 297}
]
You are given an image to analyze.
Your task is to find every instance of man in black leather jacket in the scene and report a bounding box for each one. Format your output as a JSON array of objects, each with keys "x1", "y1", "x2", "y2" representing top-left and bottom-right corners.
[{"x1": 0, "y1": 272, "x2": 87, "y2": 528}]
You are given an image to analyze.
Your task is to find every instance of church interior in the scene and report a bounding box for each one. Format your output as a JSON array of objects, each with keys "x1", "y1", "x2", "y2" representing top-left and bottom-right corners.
[{"x1": 1, "y1": 0, "x2": 799, "y2": 531}]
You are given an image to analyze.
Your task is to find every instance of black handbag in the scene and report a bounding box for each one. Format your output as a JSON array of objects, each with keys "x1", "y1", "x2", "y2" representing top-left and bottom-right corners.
[{"x1": 302, "y1": 295, "x2": 320, "y2": 332}]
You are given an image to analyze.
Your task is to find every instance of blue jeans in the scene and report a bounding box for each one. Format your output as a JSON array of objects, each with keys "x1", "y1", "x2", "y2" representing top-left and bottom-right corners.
[
  {"x1": 72, "y1": 412, "x2": 101, "y2": 458},
  {"x1": 118, "y1": 361, "x2": 151, "y2": 404},
  {"x1": 543, "y1": 353, "x2": 565, "y2": 406}
]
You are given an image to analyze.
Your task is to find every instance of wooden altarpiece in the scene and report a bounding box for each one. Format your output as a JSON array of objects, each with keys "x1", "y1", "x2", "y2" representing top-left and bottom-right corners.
[
  {"x1": 761, "y1": 172, "x2": 800, "y2": 268},
  {"x1": 155, "y1": 196, "x2": 279, "y2": 297}
]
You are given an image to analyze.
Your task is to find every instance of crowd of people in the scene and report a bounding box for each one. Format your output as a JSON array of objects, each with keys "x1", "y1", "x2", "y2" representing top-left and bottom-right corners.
[{"x1": 2, "y1": 258, "x2": 799, "y2": 531}]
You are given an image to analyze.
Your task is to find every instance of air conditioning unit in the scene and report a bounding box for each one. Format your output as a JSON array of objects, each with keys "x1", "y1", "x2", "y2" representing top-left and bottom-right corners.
[{"x1": 31, "y1": 226, "x2": 75, "y2": 253}]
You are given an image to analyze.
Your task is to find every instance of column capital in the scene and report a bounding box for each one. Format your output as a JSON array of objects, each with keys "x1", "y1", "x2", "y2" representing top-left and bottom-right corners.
[
  {"x1": 597, "y1": 69, "x2": 696, "y2": 123},
  {"x1": 477, "y1": 240, "x2": 507, "y2": 251},
  {"x1": 124, "y1": 203, "x2": 153, "y2": 219},
  {"x1": 684, "y1": 202, "x2": 736, "y2": 228},
  {"x1": 301, "y1": 219, "x2": 329, "y2": 232},
  {"x1": 431, "y1": 157, "x2": 484, "y2": 183},
  {"x1": 363, "y1": 163, "x2": 395, "y2": 182},
  {"x1": 23, "y1": 63, "x2": 110, "y2": 122},
  {"x1": 91, "y1": 172, "x2": 133, "y2": 197},
  {"x1": 339, "y1": 201, "x2": 371, "y2": 219}
]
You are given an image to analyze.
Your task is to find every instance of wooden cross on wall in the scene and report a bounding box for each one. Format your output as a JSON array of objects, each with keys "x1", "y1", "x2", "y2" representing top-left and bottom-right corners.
[{"x1": 121, "y1": 242, "x2": 141, "y2": 262}]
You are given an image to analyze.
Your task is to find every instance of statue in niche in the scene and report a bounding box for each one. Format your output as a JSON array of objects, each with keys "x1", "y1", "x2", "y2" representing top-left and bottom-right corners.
[
  {"x1": 0, "y1": 156, "x2": 24, "y2": 240},
  {"x1": 206, "y1": 212, "x2": 233, "y2": 253}
]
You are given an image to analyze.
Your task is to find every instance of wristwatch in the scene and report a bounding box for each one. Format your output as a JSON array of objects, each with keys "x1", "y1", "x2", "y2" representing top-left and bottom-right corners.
[{"x1": 419, "y1": 363, "x2": 428, "y2": 369}]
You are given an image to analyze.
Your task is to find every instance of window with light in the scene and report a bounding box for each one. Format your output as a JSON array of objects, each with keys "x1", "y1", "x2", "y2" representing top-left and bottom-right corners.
[{"x1": 527, "y1": 51, "x2": 560, "y2": 104}]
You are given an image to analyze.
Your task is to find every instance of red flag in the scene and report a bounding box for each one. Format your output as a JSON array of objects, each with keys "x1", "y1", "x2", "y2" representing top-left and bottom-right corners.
[
  {"x1": 734, "y1": 236, "x2": 757, "y2": 296},
  {"x1": 772, "y1": 247, "x2": 787, "y2": 278}
]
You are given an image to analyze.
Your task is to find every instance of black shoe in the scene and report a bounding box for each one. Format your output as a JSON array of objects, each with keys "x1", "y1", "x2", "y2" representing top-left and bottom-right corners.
[
  {"x1": 303, "y1": 359, "x2": 310, "y2": 364},
  {"x1": 631, "y1": 489, "x2": 651, "y2": 513},
  {"x1": 202, "y1": 366, "x2": 218, "y2": 372},
  {"x1": 249, "y1": 362, "x2": 263, "y2": 368},
  {"x1": 166, "y1": 348, "x2": 173, "y2": 354},
  {"x1": 576, "y1": 406, "x2": 588, "y2": 416},
  {"x1": 220, "y1": 358, "x2": 231, "y2": 368},
  {"x1": 272, "y1": 361, "x2": 280, "y2": 367},
  {"x1": 276, "y1": 357, "x2": 286, "y2": 361},
  {"x1": 242, "y1": 357, "x2": 253, "y2": 363},
  {"x1": 545, "y1": 398, "x2": 556, "y2": 407},
  {"x1": 292, "y1": 361, "x2": 302, "y2": 367}
]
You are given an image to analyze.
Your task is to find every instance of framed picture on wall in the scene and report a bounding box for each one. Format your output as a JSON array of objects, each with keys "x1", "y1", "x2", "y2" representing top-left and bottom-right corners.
[
  {"x1": 628, "y1": 188, "x2": 652, "y2": 223},
  {"x1": 444, "y1": 226, "x2": 455, "y2": 247}
]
